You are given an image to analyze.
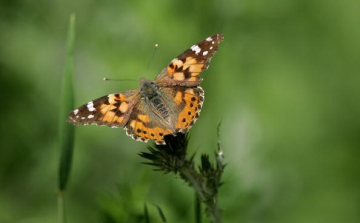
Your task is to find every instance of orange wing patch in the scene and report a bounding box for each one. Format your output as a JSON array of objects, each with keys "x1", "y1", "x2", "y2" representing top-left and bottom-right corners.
[
  {"x1": 125, "y1": 119, "x2": 173, "y2": 145},
  {"x1": 98, "y1": 95, "x2": 132, "y2": 125},
  {"x1": 137, "y1": 114, "x2": 150, "y2": 123},
  {"x1": 99, "y1": 104, "x2": 116, "y2": 115},
  {"x1": 174, "y1": 91, "x2": 183, "y2": 105},
  {"x1": 165, "y1": 56, "x2": 207, "y2": 84},
  {"x1": 101, "y1": 110, "x2": 116, "y2": 123},
  {"x1": 119, "y1": 101, "x2": 129, "y2": 113},
  {"x1": 167, "y1": 59, "x2": 184, "y2": 76},
  {"x1": 175, "y1": 87, "x2": 204, "y2": 131},
  {"x1": 183, "y1": 57, "x2": 204, "y2": 74},
  {"x1": 112, "y1": 115, "x2": 124, "y2": 124},
  {"x1": 173, "y1": 72, "x2": 185, "y2": 81}
]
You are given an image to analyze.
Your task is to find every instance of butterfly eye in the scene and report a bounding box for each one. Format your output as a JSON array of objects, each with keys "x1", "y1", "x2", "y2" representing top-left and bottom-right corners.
[{"x1": 150, "y1": 82, "x2": 158, "y2": 89}]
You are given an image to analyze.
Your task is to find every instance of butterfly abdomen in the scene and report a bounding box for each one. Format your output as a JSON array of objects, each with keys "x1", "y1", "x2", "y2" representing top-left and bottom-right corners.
[
  {"x1": 151, "y1": 96, "x2": 169, "y2": 119},
  {"x1": 141, "y1": 80, "x2": 170, "y2": 120}
]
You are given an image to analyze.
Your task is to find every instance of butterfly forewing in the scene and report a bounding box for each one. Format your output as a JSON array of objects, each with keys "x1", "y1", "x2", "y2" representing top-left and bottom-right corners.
[
  {"x1": 67, "y1": 90, "x2": 139, "y2": 127},
  {"x1": 156, "y1": 33, "x2": 224, "y2": 86}
]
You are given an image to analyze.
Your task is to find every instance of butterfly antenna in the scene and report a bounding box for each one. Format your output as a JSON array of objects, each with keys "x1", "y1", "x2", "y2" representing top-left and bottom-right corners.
[
  {"x1": 103, "y1": 78, "x2": 138, "y2": 82},
  {"x1": 104, "y1": 43, "x2": 158, "y2": 81},
  {"x1": 145, "y1": 43, "x2": 159, "y2": 74}
]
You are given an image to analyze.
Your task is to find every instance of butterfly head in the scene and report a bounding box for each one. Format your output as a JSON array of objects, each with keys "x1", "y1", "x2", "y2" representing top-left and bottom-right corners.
[{"x1": 140, "y1": 78, "x2": 158, "y2": 98}]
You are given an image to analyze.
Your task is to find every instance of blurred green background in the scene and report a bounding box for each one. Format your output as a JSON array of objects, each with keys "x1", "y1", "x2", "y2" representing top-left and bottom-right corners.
[{"x1": 1, "y1": 0, "x2": 360, "y2": 222}]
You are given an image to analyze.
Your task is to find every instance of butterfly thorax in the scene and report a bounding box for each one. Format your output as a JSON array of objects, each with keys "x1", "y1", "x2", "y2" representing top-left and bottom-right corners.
[
  {"x1": 140, "y1": 80, "x2": 170, "y2": 119},
  {"x1": 140, "y1": 80, "x2": 158, "y2": 98}
]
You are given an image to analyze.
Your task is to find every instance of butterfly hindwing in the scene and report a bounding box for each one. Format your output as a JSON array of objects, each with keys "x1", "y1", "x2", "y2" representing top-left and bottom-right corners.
[
  {"x1": 124, "y1": 98, "x2": 173, "y2": 145},
  {"x1": 160, "y1": 86, "x2": 205, "y2": 133},
  {"x1": 67, "y1": 90, "x2": 139, "y2": 127}
]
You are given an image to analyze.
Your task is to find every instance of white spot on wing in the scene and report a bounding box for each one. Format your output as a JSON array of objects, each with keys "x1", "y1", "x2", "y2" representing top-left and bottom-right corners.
[
  {"x1": 87, "y1": 101, "x2": 96, "y2": 111},
  {"x1": 74, "y1": 109, "x2": 79, "y2": 115},
  {"x1": 88, "y1": 114, "x2": 94, "y2": 119},
  {"x1": 212, "y1": 41, "x2": 215, "y2": 44},
  {"x1": 206, "y1": 37, "x2": 213, "y2": 41},
  {"x1": 191, "y1": 44, "x2": 201, "y2": 54},
  {"x1": 203, "y1": 51, "x2": 208, "y2": 56},
  {"x1": 81, "y1": 117, "x2": 85, "y2": 120},
  {"x1": 210, "y1": 46, "x2": 213, "y2": 50}
]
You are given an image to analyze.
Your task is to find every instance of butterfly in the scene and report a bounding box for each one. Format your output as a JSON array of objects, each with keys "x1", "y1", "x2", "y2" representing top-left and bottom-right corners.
[{"x1": 67, "y1": 33, "x2": 224, "y2": 145}]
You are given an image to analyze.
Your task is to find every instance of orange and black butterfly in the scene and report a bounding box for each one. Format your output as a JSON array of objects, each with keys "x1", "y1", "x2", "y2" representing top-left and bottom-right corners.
[{"x1": 67, "y1": 33, "x2": 224, "y2": 144}]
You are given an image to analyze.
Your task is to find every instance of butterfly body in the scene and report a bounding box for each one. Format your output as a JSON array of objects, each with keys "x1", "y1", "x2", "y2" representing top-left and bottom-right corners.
[{"x1": 68, "y1": 33, "x2": 224, "y2": 144}]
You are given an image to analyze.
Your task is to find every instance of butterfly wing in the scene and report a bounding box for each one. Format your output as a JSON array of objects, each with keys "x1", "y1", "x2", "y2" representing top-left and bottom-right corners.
[
  {"x1": 124, "y1": 97, "x2": 174, "y2": 145},
  {"x1": 124, "y1": 86, "x2": 204, "y2": 145},
  {"x1": 160, "y1": 86, "x2": 205, "y2": 133},
  {"x1": 156, "y1": 33, "x2": 224, "y2": 86},
  {"x1": 67, "y1": 90, "x2": 140, "y2": 128}
]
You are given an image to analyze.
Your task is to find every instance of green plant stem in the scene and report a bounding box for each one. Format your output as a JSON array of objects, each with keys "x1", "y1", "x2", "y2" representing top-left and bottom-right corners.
[
  {"x1": 58, "y1": 191, "x2": 66, "y2": 223},
  {"x1": 180, "y1": 166, "x2": 221, "y2": 223},
  {"x1": 181, "y1": 167, "x2": 206, "y2": 201},
  {"x1": 195, "y1": 193, "x2": 201, "y2": 223},
  {"x1": 206, "y1": 198, "x2": 221, "y2": 223}
]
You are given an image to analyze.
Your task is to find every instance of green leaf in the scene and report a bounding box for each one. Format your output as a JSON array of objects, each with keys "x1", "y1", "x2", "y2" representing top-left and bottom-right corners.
[
  {"x1": 153, "y1": 204, "x2": 167, "y2": 223},
  {"x1": 57, "y1": 13, "x2": 76, "y2": 223},
  {"x1": 58, "y1": 13, "x2": 76, "y2": 192}
]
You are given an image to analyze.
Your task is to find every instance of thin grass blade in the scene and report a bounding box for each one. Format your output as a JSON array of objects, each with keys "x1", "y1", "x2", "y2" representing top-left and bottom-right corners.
[
  {"x1": 152, "y1": 204, "x2": 167, "y2": 223},
  {"x1": 58, "y1": 13, "x2": 76, "y2": 191},
  {"x1": 57, "y1": 13, "x2": 76, "y2": 223},
  {"x1": 144, "y1": 203, "x2": 150, "y2": 223}
]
